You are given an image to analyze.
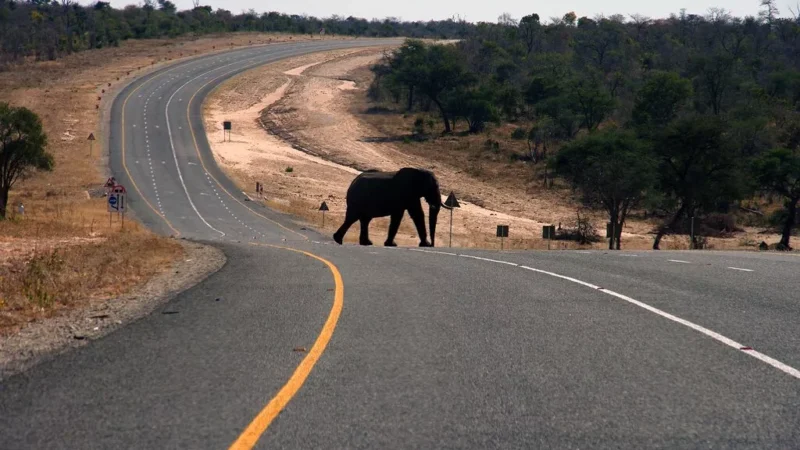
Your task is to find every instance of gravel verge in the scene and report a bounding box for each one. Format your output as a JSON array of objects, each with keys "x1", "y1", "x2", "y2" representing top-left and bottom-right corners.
[{"x1": 0, "y1": 239, "x2": 226, "y2": 381}]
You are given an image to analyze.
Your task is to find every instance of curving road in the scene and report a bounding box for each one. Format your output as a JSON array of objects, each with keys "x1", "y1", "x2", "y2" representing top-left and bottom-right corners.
[{"x1": 2, "y1": 39, "x2": 800, "y2": 449}]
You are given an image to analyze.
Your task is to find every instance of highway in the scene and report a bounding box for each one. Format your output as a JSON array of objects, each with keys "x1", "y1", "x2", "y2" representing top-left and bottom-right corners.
[{"x1": 1, "y1": 39, "x2": 799, "y2": 449}]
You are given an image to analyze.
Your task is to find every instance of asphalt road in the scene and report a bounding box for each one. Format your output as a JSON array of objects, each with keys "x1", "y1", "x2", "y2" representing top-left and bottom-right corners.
[{"x1": 2, "y1": 39, "x2": 799, "y2": 449}]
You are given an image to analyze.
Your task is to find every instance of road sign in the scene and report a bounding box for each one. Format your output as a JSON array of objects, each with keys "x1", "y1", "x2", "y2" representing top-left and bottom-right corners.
[
  {"x1": 496, "y1": 225, "x2": 509, "y2": 238},
  {"x1": 542, "y1": 225, "x2": 556, "y2": 239},
  {"x1": 497, "y1": 225, "x2": 509, "y2": 250},
  {"x1": 223, "y1": 121, "x2": 232, "y2": 141},
  {"x1": 319, "y1": 201, "x2": 329, "y2": 228},
  {"x1": 444, "y1": 191, "x2": 460, "y2": 208},
  {"x1": 87, "y1": 133, "x2": 96, "y2": 156},
  {"x1": 104, "y1": 177, "x2": 116, "y2": 195},
  {"x1": 107, "y1": 191, "x2": 125, "y2": 210},
  {"x1": 444, "y1": 192, "x2": 459, "y2": 247}
]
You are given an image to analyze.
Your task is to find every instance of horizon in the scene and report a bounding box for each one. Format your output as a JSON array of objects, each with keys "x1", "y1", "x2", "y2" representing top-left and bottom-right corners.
[{"x1": 85, "y1": 0, "x2": 775, "y2": 24}]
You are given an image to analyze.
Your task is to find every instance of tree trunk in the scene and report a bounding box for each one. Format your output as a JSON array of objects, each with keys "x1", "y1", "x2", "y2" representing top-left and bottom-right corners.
[
  {"x1": 0, "y1": 187, "x2": 8, "y2": 220},
  {"x1": 780, "y1": 197, "x2": 798, "y2": 250},
  {"x1": 652, "y1": 203, "x2": 687, "y2": 250},
  {"x1": 608, "y1": 207, "x2": 618, "y2": 250},
  {"x1": 616, "y1": 208, "x2": 628, "y2": 250},
  {"x1": 407, "y1": 85, "x2": 414, "y2": 111},
  {"x1": 432, "y1": 98, "x2": 451, "y2": 133}
]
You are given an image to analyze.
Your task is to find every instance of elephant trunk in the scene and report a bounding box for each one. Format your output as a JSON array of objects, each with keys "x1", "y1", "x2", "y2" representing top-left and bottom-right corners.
[{"x1": 429, "y1": 205, "x2": 440, "y2": 247}]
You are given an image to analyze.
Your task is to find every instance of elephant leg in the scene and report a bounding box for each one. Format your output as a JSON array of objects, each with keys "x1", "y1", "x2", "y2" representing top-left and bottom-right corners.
[
  {"x1": 333, "y1": 210, "x2": 358, "y2": 245},
  {"x1": 384, "y1": 210, "x2": 403, "y2": 246},
  {"x1": 359, "y1": 217, "x2": 373, "y2": 245},
  {"x1": 407, "y1": 201, "x2": 430, "y2": 247}
]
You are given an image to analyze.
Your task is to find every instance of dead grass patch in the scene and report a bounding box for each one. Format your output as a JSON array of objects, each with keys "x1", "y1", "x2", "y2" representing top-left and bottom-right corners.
[{"x1": 0, "y1": 229, "x2": 182, "y2": 336}]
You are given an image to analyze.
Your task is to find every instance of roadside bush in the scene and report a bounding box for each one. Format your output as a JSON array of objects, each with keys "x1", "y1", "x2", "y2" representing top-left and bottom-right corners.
[
  {"x1": 555, "y1": 210, "x2": 602, "y2": 244},
  {"x1": 511, "y1": 127, "x2": 526, "y2": 140},
  {"x1": 413, "y1": 117, "x2": 425, "y2": 135},
  {"x1": 700, "y1": 213, "x2": 741, "y2": 234}
]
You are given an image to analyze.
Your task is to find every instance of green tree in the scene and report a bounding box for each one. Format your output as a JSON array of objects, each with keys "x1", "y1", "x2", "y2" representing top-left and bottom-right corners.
[
  {"x1": 553, "y1": 128, "x2": 655, "y2": 249},
  {"x1": 449, "y1": 87, "x2": 499, "y2": 133},
  {"x1": 415, "y1": 43, "x2": 474, "y2": 133},
  {"x1": 569, "y1": 76, "x2": 615, "y2": 131},
  {"x1": 631, "y1": 71, "x2": 692, "y2": 132},
  {"x1": 518, "y1": 14, "x2": 541, "y2": 54},
  {"x1": 0, "y1": 102, "x2": 54, "y2": 219},
  {"x1": 689, "y1": 54, "x2": 736, "y2": 116},
  {"x1": 384, "y1": 39, "x2": 427, "y2": 111},
  {"x1": 649, "y1": 116, "x2": 744, "y2": 249},
  {"x1": 754, "y1": 148, "x2": 800, "y2": 250}
]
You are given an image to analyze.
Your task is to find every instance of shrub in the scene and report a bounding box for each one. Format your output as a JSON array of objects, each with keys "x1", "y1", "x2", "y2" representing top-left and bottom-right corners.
[{"x1": 412, "y1": 117, "x2": 425, "y2": 135}]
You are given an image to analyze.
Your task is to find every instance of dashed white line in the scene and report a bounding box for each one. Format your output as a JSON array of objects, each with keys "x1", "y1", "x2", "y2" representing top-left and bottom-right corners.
[
  {"x1": 668, "y1": 259, "x2": 691, "y2": 264},
  {"x1": 165, "y1": 85, "x2": 225, "y2": 237},
  {"x1": 728, "y1": 267, "x2": 754, "y2": 272}
]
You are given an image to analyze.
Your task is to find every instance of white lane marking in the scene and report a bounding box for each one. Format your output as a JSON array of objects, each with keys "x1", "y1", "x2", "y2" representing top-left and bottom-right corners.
[
  {"x1": 668, "y1": 259, "x2": 691, "y2": 264},
  {"x1": 165, "y1": 85, "x2": 225, "y2": 237},
  {"x1": 517, "y1": 265, "x2": 800, "y2": 380},
  {"x1": 459, "y1": 254, "x2": 518, "y2": 266},
  {"x1": 409, "y1": 249, "x2": 457, "y2": 256},
  {"x1": 728, "y1": 267, "x2": 754, "y2": 272},
  {"x1": 620, "y1": 254, "x2": 639, "y2": 257},
  {"x1": 577, "y1": 251, "x2": 592, "y2": 254},
  {"x1": 409, "y1": 247, "x2": 799, "y2": 379}
]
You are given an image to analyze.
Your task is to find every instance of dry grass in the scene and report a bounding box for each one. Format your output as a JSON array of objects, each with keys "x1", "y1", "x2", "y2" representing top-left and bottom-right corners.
[
  {"x1": 0, "y1": 225, "x2": 182, "y2": 336},
  {"x1": 0, "y1": 32, "x2": 362, "y2": 334}
]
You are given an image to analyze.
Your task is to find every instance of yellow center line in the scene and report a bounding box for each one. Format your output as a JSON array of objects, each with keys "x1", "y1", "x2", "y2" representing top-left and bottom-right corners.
[{"x1": 229, "y1": 243, "x2": 344, "y2": 449}]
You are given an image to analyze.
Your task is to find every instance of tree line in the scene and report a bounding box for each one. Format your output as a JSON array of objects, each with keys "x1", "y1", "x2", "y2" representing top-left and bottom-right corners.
[
  {"x1": 368, "y1": 3, "x2": 800, "y2": 250},
  {"x1": 0, "y1": 0, "x2": 472, "y2": 68}
]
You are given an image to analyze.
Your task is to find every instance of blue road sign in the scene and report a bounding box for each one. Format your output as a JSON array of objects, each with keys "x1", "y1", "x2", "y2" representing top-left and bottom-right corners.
[{"x1": 108, "y1": 195, "x2": 118, "y2": 212}]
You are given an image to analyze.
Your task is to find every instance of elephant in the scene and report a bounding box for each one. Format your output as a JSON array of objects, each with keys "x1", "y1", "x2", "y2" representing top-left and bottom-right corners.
[{"x1": 333, "y1": 167, "x2": 451, "y2": 247}]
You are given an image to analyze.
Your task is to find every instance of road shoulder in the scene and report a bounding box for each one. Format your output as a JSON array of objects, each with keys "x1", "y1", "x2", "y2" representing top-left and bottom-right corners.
[{"x1": 0, "y1": 239, "x2": 226, "y2": 381}]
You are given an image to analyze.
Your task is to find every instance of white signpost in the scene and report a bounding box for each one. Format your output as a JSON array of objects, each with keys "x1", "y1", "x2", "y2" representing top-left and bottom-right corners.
[{"x1": 107, "y1": 184, "x2": 127, "y2": 229}]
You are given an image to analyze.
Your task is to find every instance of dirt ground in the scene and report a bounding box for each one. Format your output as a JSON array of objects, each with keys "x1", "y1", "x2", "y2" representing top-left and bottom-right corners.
[{"x1": 204, "y1": 48, "x2": 785, "y2": 251}]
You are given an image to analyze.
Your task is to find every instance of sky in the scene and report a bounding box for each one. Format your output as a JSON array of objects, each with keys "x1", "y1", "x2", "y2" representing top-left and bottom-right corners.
[{"x1": 99, "y1": 0, "x2": 773, "y2": 23}]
